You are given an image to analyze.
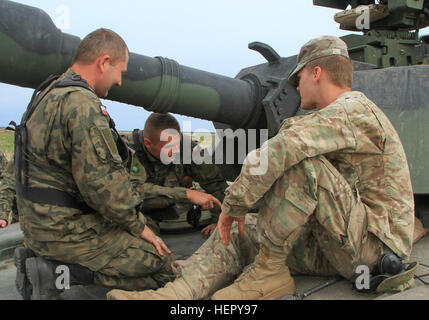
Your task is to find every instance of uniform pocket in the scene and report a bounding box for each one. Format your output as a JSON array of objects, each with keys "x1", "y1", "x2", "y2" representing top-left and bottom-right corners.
[
  {"x1": 284, "y1": 187, "x2": 318, "y2": 216},
  {"x1": 258, "y1": 186, "x2": 318, "y2": 248},
  {"x1": 66, "y1": 213, "x2": 103, "y2": 235},
  {"x1": 343, "y1": 194, "x2": 368, "y2": 257}
]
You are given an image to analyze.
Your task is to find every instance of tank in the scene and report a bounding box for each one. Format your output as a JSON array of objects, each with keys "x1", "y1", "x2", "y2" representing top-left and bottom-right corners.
[{"x1": 0, "y1": 0, "x2": 428, "y2": 300}]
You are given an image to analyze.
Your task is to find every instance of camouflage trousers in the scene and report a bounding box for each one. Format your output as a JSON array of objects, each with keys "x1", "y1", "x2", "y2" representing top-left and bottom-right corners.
[
  {"x1": 173, "y1": 156, "x2": 384, "y2": 299},
  {"x1": 93, "y1": 217, "x2": 175, "y2": 291},
  {"x1": 94, "y1": 235, "x2": 176, "y2": 291}
]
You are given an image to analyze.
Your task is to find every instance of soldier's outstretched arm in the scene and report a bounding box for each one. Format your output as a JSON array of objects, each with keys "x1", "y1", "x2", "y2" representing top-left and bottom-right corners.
[
  {"x1": 134, "y1": 181, "x2": 222, "y2": 211},
  {"x1": 133, "y1": 182, "x2": 188, "y2": 210},
  {"x1": 187, "y1": 162, "x2": 228, "y2": 203},
  {"x1": 186, "y1": 189, "x2": 222, "y2": 211},
  {"x1": 187, "y1": 162, "x2": 228, "y2": 223}
]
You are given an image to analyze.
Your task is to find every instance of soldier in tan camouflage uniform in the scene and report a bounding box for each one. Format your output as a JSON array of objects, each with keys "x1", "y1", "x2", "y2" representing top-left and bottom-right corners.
[
  {"x1": 122, "y1": 113, "x2": 227, "y2": 237},
  {"x1": 0, "y1": 154, "x2": 18, "y2": 228},
  {"x1": 107, "y1": 36, "x2": 415, "y2": 300},
  {"x1": 13, "y1": 29, "x2": 189, "y2": 300}
]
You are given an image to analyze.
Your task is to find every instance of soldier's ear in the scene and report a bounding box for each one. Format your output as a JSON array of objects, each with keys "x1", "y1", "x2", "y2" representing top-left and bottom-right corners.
[
  {"x1": 96, "y1": 55, "x2": 111, "y2": 74},
  {"x1": 313, "y1": 66, "x2": 322, "y2": 83},
  {"x1": 143, "y1": 137, "x2": 152, "y2": 150}
]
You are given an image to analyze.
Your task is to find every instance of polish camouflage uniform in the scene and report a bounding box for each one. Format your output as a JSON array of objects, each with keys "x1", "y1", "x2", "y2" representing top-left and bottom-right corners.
[
  {"x1": 17, "y1": 69, "x2": 175, "y2": 291},
  {"x1": 0, "y1": 150, "x2": 7, "y2": 184},
  {"x1": 163, "y1": 37, "x2": 415, "y2": 299},
  {"x1": 0, "y1": 154, "x2": 18, "y2": 225},
  {"x1": 121, "y1": 130, "x2": 228, "y2": 234}
]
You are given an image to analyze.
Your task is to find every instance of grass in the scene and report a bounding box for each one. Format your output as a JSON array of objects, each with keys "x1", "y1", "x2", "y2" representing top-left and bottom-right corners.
[
  {"x1": 185, "y1": 133, "x2": 215, "y2": 149},
  {"x1": 0, "y1": 129, "x2": 14, "y2": 160}
]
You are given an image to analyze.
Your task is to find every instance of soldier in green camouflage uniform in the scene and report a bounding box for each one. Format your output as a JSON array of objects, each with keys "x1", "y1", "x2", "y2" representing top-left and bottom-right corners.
[
  {"x1": 14, "y1": 29, "x2": 181, "y2": 300},
  {"x1": 108, "y1": 36, "x2": 415, "y2": 300},
  {"x1": 0, "y1": 154, "x2": 18, "y2": 228},
  {"x1": 0, "y1": 150, "x2": 6, "y2": 228},
  {"x1": 0, "y1": 150, "x2": 9, "y2": 227},
  {"x1": 0, "y1": 150, "x2": 5, "y2": 177},
  {"x1": 121, "y1": 113, "x2": 228, "y2": 237}
]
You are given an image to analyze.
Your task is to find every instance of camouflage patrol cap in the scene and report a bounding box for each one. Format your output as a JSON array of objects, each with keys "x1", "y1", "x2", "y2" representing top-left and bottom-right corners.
[
  {"x1": 288, "y1": 36, "x2": 350, "y2": 86},
  {"x1": 376, "y1": 262, "x2": 419, "y2": 294}
]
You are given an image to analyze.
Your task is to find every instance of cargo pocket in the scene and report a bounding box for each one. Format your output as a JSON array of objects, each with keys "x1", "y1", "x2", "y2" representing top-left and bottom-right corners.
[
  {"x1": 259, "y1": 186, "x2": 317, "y2": 248},
  {"x1": 65, "y1": 214, "x2": 104, "y2": 240},
  {"x1": 314, "y1": 156, "x2": 354, "y2": 243},
  {"x1": 89, "y1": 126, "x2": 122, "y2": 164},
  {"x1": 284, "y1": 187, "x2": 318, "y2": 216},
  {"x1": 342, "y1": 193, "x2": 367, "y2": 257}
]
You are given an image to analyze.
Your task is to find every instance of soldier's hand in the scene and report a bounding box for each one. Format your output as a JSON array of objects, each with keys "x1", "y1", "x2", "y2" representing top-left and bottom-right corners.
[
  {"x1": 201, "y1": 223, "x2": 217, "y2": 238},
  {"x1": 217, "y1": 213, "x2": 245, "y2": 246},
  {"x1": 0, "y1": 220, "x2": 7, "y2": 229},
  {"x1": 140, "y1": 226, "x2": 171, "y2": 257},
  {"x1": 186, "y1": 189, "x2": 222, "y2": 211}
]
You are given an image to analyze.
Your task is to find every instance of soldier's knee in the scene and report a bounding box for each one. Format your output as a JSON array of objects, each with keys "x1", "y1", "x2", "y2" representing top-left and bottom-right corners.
[{"x1": 153, "y1": 253, "x2": 176, "y2": 286}]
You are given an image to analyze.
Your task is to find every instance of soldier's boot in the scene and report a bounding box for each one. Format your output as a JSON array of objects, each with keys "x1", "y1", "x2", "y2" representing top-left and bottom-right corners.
[
  {"x1": 107, "y1": 278, "x2": 194, "y2": 300},
  {"x1": 25, "y1": 257, "x2": 94, "y2": 300},
  {"x1": 211, "y1": 246, "x2": 295, "y2": 300},
  {"x1": 14, "y1": 247, "x2": 36, "y2": 300}
]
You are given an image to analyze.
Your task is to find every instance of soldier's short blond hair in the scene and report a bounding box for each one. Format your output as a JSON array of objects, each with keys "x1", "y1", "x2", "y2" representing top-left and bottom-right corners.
[
  {"x1": 73, "y1": 28, "x2": 129, "y2": 65},
  {"x1": 305, "y1": 55, "x2": 354, "y2": 88}
]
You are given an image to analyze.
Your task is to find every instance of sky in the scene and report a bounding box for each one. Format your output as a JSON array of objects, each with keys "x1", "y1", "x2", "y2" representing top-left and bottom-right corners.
[{"x1": 0, "y1": 0, "x2": 354, "y2": 132}]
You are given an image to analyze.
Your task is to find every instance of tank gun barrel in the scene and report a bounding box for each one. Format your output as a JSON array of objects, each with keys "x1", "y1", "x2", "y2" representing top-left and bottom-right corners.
[{"x1": 0, "y1": 0, "x2": 258, "y2": 128}]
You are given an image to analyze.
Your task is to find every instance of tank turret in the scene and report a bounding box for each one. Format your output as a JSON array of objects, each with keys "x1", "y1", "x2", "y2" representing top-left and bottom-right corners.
[{"x1": 314, "y1": 0, "x2": 429, "y2": 67}]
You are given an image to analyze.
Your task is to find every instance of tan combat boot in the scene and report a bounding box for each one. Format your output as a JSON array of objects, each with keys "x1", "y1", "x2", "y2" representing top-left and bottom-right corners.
[
  {"x1": 211, "y1": 246, "x2": 295, "y2": 300},
  {"x1": 106, "y1": 278, "x2": 194, "y2": 300}
]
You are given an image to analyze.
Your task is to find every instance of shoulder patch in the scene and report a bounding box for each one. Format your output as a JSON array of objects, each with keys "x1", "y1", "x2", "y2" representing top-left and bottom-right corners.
[{"x1": 89, "y1": 126, "x2": 122, "y2": 164}]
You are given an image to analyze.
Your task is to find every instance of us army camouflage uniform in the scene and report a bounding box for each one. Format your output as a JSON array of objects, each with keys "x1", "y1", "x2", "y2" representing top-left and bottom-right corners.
[
  {"x1": 169, "y1": 91, "x2": 415, "y2": 299},
  {"x1": 121, "y1": 130, "x2": 228, "y2": 233},
  {"x1": 0, "y1": 155, "x2": 18, "y2": 225},
  {"x1": 17, "y1": 69, "x2": 175, "y2": 291}
]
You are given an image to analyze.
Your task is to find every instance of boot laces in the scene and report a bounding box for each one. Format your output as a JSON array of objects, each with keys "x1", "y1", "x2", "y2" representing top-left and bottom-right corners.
[{"x1": 236, "y1": 265, "x2": 257, "y2": 282}]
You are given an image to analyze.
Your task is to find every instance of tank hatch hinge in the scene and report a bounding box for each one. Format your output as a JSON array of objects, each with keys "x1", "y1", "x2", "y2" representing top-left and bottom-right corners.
[{"x1": 249, "y1": 42, "x2": 281, "y2": 64}]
